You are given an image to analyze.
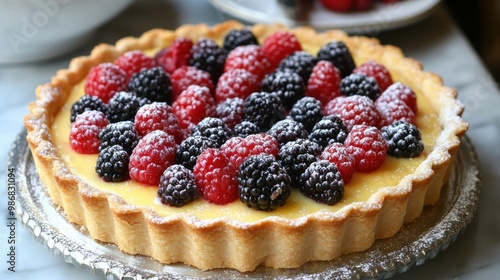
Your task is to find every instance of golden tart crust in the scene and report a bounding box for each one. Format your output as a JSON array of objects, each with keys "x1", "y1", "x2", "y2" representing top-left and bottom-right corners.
[{"x1": 24, "y1": 21, "x2": 467, "y2": 272}]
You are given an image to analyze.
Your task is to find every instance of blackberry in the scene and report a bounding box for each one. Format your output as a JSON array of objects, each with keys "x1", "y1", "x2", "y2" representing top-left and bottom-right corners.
[
  {"x1": 238, "y1": 154, "x2": 291, "y2": 211},
  {"x1": 223, "y1": 29, "x2": 258, "y2": 52},
  {"x1": 189, "y1": 38, "x2": 227, "y2": 82},
  {"x1": 215, "y1": 97, "x2": 245, "y2": 129},
  {"x1": 176, "y1": 135, "x2": 218, "y2": 170},
  {"x1": 106, "y1": 91, "x2": 142, "y2": 123},
  {"x1": 233, "y1": 121, "x2": 260, "y2": 138},
  {"x1": 70, "y1": 95, "x2": 107, "y2": 122},
  {"x1": 288, "y1": 97, "x2": 323, "y2": 132},
  {"x1": 317, "y1": 41, "x2": 355, "y2": 78},
  {"x1": 190, "y1": 117, "x2": 233, "y2": 147},
  {"x1": 158, "y1": 165, "x2": 199, "y2": 207},
  {"x1": 308, "y1": 115, "x2": 348, "y2": 149},
  {"x1": 277, "y1": 138, "x2": 322, "y2": 184},
  {"x1": 243, "y1": 92, "x2": 286, "y2": 131},
  {"x1": 95, "y1": 145, "x2": 130, "y2": 182},
  {"x1": 99, "y1": 121, "x2": 140, "y2": 154},
  {"x1": 298, "y1": 160, "x2": 344, "y2": 205},
  {"x1": 267, "y1": 119, "x2": 308, "y2": 148},
  {"x1": 278, "y1": 51, "x2": 316, "y2": 82},
  {"x1": 340, "y1": 73, "x2": 381, "y2": 101},
  {"x1": 128, "y1": 66, "x2": 172, "y2": 103},
  {"x1": 261, "y1": 70, "x2": 305, "y2": 110},
  {"x1": 381, "y1": 120, "x2": 424, "y2": 158}
]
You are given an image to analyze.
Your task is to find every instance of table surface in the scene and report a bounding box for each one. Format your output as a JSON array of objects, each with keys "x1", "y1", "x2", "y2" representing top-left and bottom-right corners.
[{"x1": 1, "y1": 1, "x2": 500, "y2": 279}]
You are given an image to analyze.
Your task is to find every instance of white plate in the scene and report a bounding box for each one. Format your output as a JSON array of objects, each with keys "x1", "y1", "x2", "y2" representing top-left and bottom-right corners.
[{"x1": 208, "y1": 0, "x2": 440, "y2": 33}]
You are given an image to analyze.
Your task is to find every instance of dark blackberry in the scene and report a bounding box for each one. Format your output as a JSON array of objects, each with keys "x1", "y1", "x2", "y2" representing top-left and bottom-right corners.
[
  {"x1": 288, "y1": 97, "x2": 323, "y2": 132},
  {"x1": 267, "y1": 119, "x2": 308, "y2": 148},
  {"x1": 158, "y1": 164, "x2": 199, "y2": 207},
  {"x1": 381, "y1": 120, "x2": 424, "y2": 158},
  {"x1": 238, "y1": 154, "x2": 291, "y2": 211},
  {"x1": 298, "y1": 160, "x2": 344, "y2": 205},
  {"x1": 106, "y1": 91, "x2": 142, "y2": 123},
  {"x1": 215, "y1": 97, "x2": 245, "y2": 129},
  {"x1": 233, "y1": 121, "x2": 260, "y2": 138},
  {"x1": 308, "y1": 115, "x2": 348, "y2": 149},
  {"x1": 317, "y1": 41, "x2": 355, "y2": 78},
  {"x1": 243, "y1": 92, "x2": 286, "y2": 131},
  {"x1": 70, "y1": 95, "x2": 107, "y2": 122},
  {"x1": 223, "y1": 29, "x2": 258, "y2": 52},
  {"x1": 261, "y1": 70, "x2": 305, "y2": 110},
  {"x1": 95, "y1": 145, "x2": 130, "y2": 182},
  {"x1": 189, "y1": 38, "x2": 227, "y2": 82},
  {"x1": 278, "y1": 51, "x2": 316, "y2": 82},
  {"x1": 176, "y1": 135, "x2": 218, "y2": 170},
  {"x1": 277, "y1": 138, "x2": 322, "y2": 184},
  {"x1": 340, "y1": 73, "x2": 381, "y2": 101},
  {"x1": 98, "y1": 121, "x2": 140, "y2": 154},
  {"x1": 190, "y1": 117, "x2": 233, "y2": 147},
  {"x1": 128, "y1": 66, "x2": 172, "y2": 103}
]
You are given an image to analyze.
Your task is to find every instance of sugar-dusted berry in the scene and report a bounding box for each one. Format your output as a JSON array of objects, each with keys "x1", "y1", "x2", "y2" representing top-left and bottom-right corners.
[
  {"x1": 135, "y1": 102, "x2": 182, "y2": 143},
  {"x1": 224, "y1": 45, "x2": 273, "y2": 82},
  {"x1": 324, "y1": 95, "x2": 380, "y2": 131},
  {"x1": 70, "y1": 110, "x2": 109, "y2": 154},
  {"x1": 317, "y1": 41, "x2": 355, "y2": 78},
  {"x1": 298, "y1": 160, "x2": 344, "y2": 205},
  {"x1": 99, "y1": 121, "x2": 139, "y2": 155},
  {"x1": 377, "y1": 82, "x2": 418, "y2": 114},
  {"x1": 115, "y1": 50, "x2": 157, "y2": 80},
  {"x1": 128, "y1": 66, "x2": 172, "y2": 103},
  {"x1": 189, "y1": 38, "x2": 227, "y2": 82},
  {"x1": 170, "y1": 66, "x2": 214, "y2": 102},
  {"x1": 340, "y1": 73, "x2": 381, "y2": 101},
  {"x1": 306, "y1": 60, "x2": 342, "y2": 105},
  {"x1": 278, "y1": 51, "x2": 316, "y2": 82},
  {"x1": 353, "y1": 60, "x2": 393, "y2": 92},
  {"x1": 70, "y1": 95, "x2": 107, "y2": 123},
  {"x1": 376, "y1": 98, "x2": 416, "y2": 128},
  {"x1": 176, "y1": 135, "x2": 218, "y2": 170},
  {"x1": 172, "y1": 85, "x2": 216, "y2": 130},
  {"x1": 84, "y1": 63, "x2": 128, "y2": 103},
  {"x1": 278, "y1": 138, "x2": 322, "y2": 184},
  {"x1": 191, "y1": 117, "x2": 233, "y2": 147},
  {"x1": 267, "y1": 119, "x2": 308, "y2": 148},
  {"x1": 243, "y1": 92, "x2": 286, "y2": 131},
  {"x1": 221, "y1": 133, "x2": 279, "y2": 169},
  {"x1": 223, "y1": 29, "x2": 259, "y2": 52},
  {"x1": 215, "y1": 97, "x2": 245, "y2": 129},
  {"x1": 155, "y1": 37, "x2": 193, "y2": 74},
  {"x1": 215, "y1": 69, "x2": 260, "y2": 103},
  {"x1": 320, "y1": 143, "x2": 354, "y2": 183},
  {"x1": 289, "y1": 96, "x2": 323, "y2": 132},
  {"x1": 344, "y1": 125, "x2": 388, "y2": 172},
  {"x1": 381, "y1": 120, "x2": 424, "y2": 158},
  {"x1": 106, "y1": 91, "x2": 142, "y2": 123},
  {"x1": 158, "y1": 164, "x2": 199, "y2": 207},
  {"x1": 262, "y1": 30, "x2": 302, "y2": 68},
  {"x1": 96, "y1": 145, "x2": 130, "y2": 182},
  {"x1": 308, "y1": 115, "x2": 348, "y2": 149},
  {"x1": 261, "y1": 69, "x2": 305, "y2": 110}
]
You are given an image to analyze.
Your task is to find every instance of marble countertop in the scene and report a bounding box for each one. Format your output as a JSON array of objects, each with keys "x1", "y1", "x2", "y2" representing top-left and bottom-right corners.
[{"x1": 1, "y1": 1, "x2": 500, "y2": 279}]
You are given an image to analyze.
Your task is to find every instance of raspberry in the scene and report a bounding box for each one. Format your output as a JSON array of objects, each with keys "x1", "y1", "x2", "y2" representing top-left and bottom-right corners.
[
  {"x1": 306, "y1": 60, "x2": 342, "y2": 106},
  {"x1": 344, "y1": 125, "x2": 388, "y2": 172},
  {"x1": 353, "y1": 0, "x2": 373, "y2": 11},
  {"x1": 176, "y1": 135, "x2": 218, "y2": 170},
  {"x1": 215, "y1": 69, "x2": 260, "y2": 103},
  {"x1": 95, "y1": 145, "x2": 130, "y2": 182},
  {"x1": 267, "y1": 119, "x2": 308, "y2": 148},
  {"x1": 115, "y1": 50, "x2": 157, "y2": 81},
  {"x1": 233, "y1": 121, "x2": 260, "y2": 138},
  {"x1": 320, "y1": 0, "x2": 353, "y2": 12},
  {"x1": 70, "y1": 110, "x2": 109, "y2": 154},
  {"x1": 172, "y1": 85, "x2": 216, "y2": 130},
  {"x1": 193, "y1": 148, "x2": 238, "y2": 205},
  {"x1": 298, "y1": 160, "x2": 344, "y2": 205},
  {"x1": 278, "y1": 51, "x2": 316, "y2": 82},
  {"x1": 308, "y1": 115, "x2": 348, "y2": 149},
  {"x1": 377, "y1": 82, "x2": 418, "y2": 114},
  {"x1": 376, "y1": 98, "x2": 416, "y2": 128},
  {"x1": 128, "y1": 66, "x2": 172, "y2": 103},
  {"x1": 189, "y1": 38, "x2": 227, "y2": 81},
  {"x1": 98, "y1": 121, "x2": 140, "y2": 155},
  {"x1": 84, "y1": 63, "x2": 127, "y2": 103},
  {"x1": 238, "y1": 154, "x2": 291, "y2": 211},
  {"x1": 261, "y1": 69, "x2": 305, "y2": 110},
  {"x1": 262, "y1": 30, "x2": 302, "y2": 68},
  {"x1": 191, "y1": 117, "x2": 233, "y2": 147},
  {"x1": 155, "y1": 37, "x2": 193, "y2": 74},
  {"x1": 353, "y1": 60, "x2": 393, "y2": 92},
  {"x1": 106, "y1": 91, "x2": 142, "y2": 123},
  {"x1": 134, "y1": 102, "x2": 182, "y2": 143},
  {"x1": 224, "y1": 45, "x2": 273, "y2": 82},
  {"x1": 277, "y1": 138, "x2": 322, "y2": 184},
  {"x1": 70, "y1": 95, "x2": 107, "y2": 123},
  {"x1": 170, "y1": 66, "x2": 214, "y2": 101},
  {"x1": 289, "y1": 97, "x2": 324, "y2": 132},
  {"x1": 129, "y1": 130, "x2": 177, "y2": 185},
  {"x1": 223, "y1": 28, "x2": 259, "y2": 52},
  {"x1": 317, "y1": 41, "x2": 355, "y2": 78},
  {"x1": 324, "y1": 95, "x2": 380, "y2": 131},
  {"x1": 340, "y1": 73, "x2": 381, "y2": 101},
  {"x1": 320, "y1": 143, "x2": 355, "y2": 184},
  {"x1": 158, "y1": 165, "x2": 199, "y2": 207},
  {"x1": 215, "y1": 97, "x2": 245, "y2": 129},
  {"x1": 221, "y1": 133, "x2": 279, "y2": 169},
  {"x1": 381, "y1": 120, "x2": 424, "y2": 158},
  {"x1": 243, "y1": 92, "x2": 286, "y2": 131}
]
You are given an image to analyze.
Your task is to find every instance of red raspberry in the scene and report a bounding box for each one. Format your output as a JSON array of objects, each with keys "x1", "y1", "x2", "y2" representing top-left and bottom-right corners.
[
  {"x1": 129, "y1": 130, "x2": 177, "y2": 185},
  {"x1": 320, "y1": 0, "x2": 353, "y2": 12},
  {"x1": 224, "y1": 45, "x2": 273, "y2": 82},
  {"x1": 172, "y1": 85, "x2": 216, "y2": 130},
  {"x1": 155, "y1": 37, "x2": 193, "y2": 74},
  {"x1": 306, "y1": 60, "x2": 342, "y2": 105},
  {"x1": 170, "y1": 66, "x2": 214, "y2": 102},
  {"x1": 353, "y1": 0, "x2": 373, "y2": 11},
  {"x1": 134, "y1": 102, "x2": 183, "y2": 143},
  {"x1": 69, "y1": 110, "x2": 109, "y2": 154},
  {"x1": 344, "y1": 125, "x2": 388, "y2": 172},
  {"x1": 114, "y1": 50, "x2": 157, "y2": 81},
  {"x1": 320, "y1": 143, "x2": 355, "y2": 184},
  {"x1": 376, "y1": 99, "x2": 416, "y2": 128},
  {"x1": 377, "y1": 82, "x2": 418, "y2": 114},
  {"x1": 262, "y1": 31, "x2": 302, "y2": 69},
  {"x1": 193, "y1": 148, "x2": 238, "y2": 205},
  {"x1": 353, "y1": 60, "x2": 393, "y2": 92},
  {"x1": 215, "y1": 97, "x2": 245, "y2": 129},
  {"x1": 84, "y1": 63, "x2": 128, "y2": 103},
  {"x1": 324, "y1": 95, "x2": 380, "y2": 131},
  {"x1": 215, "y1": 69, "x2": 260, "y2": 103},
  {"x1": 221, "y1": 133, "x2": 279, "y2": 169}
]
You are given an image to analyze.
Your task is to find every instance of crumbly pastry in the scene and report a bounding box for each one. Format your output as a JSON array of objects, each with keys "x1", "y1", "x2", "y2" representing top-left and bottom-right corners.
[{"x1": 24, "y1": 21, "x2": 468, "y2": 272}]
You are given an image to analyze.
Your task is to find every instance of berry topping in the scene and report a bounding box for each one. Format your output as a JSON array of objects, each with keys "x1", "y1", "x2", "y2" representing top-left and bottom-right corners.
[
  {"x1": 189, "y1": 38, "x2": 227, "y2": 82},
  {"x1": 172, "y1": 85, "x2": 216, "y2": 130},
  {"x1": 221, "y1": 133, "x2": 279, "y2": 169},
  {"x1": 308, "y1": 115, "x2": 348, "y2": 149},
  {"x1": 233, "y1": 121, "x2": 260, "y2": 138},
  {"x1": 176, "y1": 135, "x2": 218, "y2": 170},
  {"x1": 324, "y1": 95, "x2": 380, "y2": 131},
  {"x1": 278, "y1": 138, "x2": 322, "y2": 184},
  {"x1": 376, "y1": 98, "x2": 416, "y2": 128},
  {"x1": 170, "y1": 66, "x2": 214, "y2": 101},
  {"x1": 223, "y1": 29, "x2": 259, "y2": 52},
  {"x1": 381, "y1": 120, "x2": 424, "y2": 158},
  {"x1": 129, "y1": 130, "x2": 177, "y2": 186},
  {"x1": 261, "y1": 69, "x2": 305, "y2": 110},
  {"x1": 134, "y1": 102, "x2": 182, "y2": 143},
  {"x1": 128, "y1": 66, "x2": 172, "y2": 103},
  {"x1": 377, "y1": 82, "x2": 418, "y2": 114},
  {"x1": 344, "y1": 125, "x2": 388, "y2": 172},
  {"x1": 317, "y1": 41, "x2": 355, "y2": 78},
  {"x1": 98, "y1": 121, "x2": 140, "y2": 155},
  {"x1": 289, "y1": 96, "x2": 324, "y2": 132},
  {"x1": 262, "y1": 30, "x2": 302, "y2": 68},
  {"x1": 215, "y1": 97, "x2": 245, "y2": 129},
  {"x1": 70, "y1": 95, "x2": 107, "y2": 123},
  {"x1": 320, "y1": 143, "x2": 355, "y2": 184},
  {"x1": 278, "y1": 51, "x2": 316, "y2": 82},
  {"x1": 267, "y1": 119, "x2": 308, "y2": 148},
  {"x1": 106, "y1": 91, "x2": 142, "y2": 123},
  {"x1": 70, "y1": 110, "x2": 109, "y2": 154},
  {"x1": 320, "y1": 0, "x2": 353, "y2": 12},
  {"x1": 238, "y1": 154, "x2": 291, "y2": 211},
  {"x1": 84, "y1": 63, "x2": 127, "y2": 103},
  {"x1": 96, "y1": 145, "x2": 130, "y2": 182},
  {"x1": 115, "y1": 50, "x2": 157, "y2": 80},
  {"x1": 158, "y1": 164, "x2": 199, "y2": 207},
  {"x1": 353, "y1": 60, "x2": 393, "y2": 92},
  {"x1": 224, "y1": 45, "x2": 273, "y2": 82},
  {"x1": 298, "y1": 160, "x2": 344, "y2": 205},
  {"x1": 243, "y1": 92, "x2": 286, "y2": 131},
  {"x1": 215, "y1": 68, "x2": 260, "y2": 103},
  {"x1": 191, "y1": 117, "x2": 233, "y2": 147},
  {"x1": 339, "y1": 73, "x2": 381, "y2": 101},
  {"x1": 306, "y1": 60, "x2": 342, "y2": 105},
  {"x1": 155, "y1": 37, "x2": 193, "y2": 74}
]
